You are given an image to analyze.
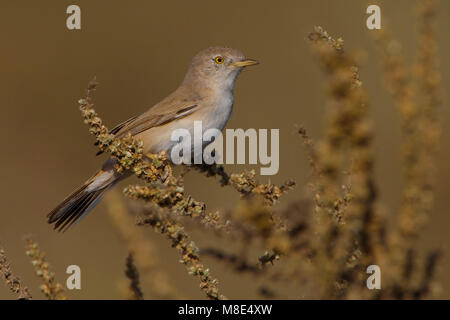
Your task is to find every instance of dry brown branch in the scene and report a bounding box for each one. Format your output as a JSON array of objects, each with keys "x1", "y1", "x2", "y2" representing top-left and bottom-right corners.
[
  {"x1": 307, "y1": 25, "x2": 381, "y2": 298},
  {"x1": 25, "y1": 237, "x2": 66, "y2": 300},
  {"x1": 0, "y1": 246, "x2": 32, "y2": 299},
  {"x1": 125, "y1": 252, "x2": 144, "y2": 300},
  {"x1": 374, "y1": 0, "x2": 441, "y2": 241},
  {"x1": 137, "y1": 209, "x2": 226, "y2": 300},
  {"x1": 371, "y1": 0, "x2": 442, "y2": 299}
]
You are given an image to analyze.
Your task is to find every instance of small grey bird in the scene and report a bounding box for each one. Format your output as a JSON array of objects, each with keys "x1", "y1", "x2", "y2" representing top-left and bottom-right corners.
[{"x1": 47, "y1": 46, "x2": 258, "y2": 231}]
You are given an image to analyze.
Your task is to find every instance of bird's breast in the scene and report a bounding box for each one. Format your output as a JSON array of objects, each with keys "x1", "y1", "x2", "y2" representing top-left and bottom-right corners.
[{"x1": 204, "y1": 89, "x2": 234, "y2": 131}]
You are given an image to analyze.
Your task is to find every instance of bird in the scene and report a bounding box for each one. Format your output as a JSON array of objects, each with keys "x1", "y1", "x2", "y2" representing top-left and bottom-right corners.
[{"x1": 47, "y1": 46, "x2": 259, "y2": 231}]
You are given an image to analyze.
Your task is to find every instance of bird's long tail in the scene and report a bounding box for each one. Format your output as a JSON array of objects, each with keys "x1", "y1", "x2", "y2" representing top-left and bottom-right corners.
[{"x1": 47, "y1": 167, "x2": 119, "y2": 232}]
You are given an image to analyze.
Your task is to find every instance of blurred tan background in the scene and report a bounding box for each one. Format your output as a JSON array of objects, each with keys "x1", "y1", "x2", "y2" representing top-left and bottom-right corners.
[{"x1": 0, "y1": 0, "x2": 449, "y2": 299}]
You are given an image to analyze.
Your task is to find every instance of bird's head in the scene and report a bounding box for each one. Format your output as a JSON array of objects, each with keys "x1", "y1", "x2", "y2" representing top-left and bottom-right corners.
[{"x1": 183, "y1": 46, "x2": 258, "y2": 91}]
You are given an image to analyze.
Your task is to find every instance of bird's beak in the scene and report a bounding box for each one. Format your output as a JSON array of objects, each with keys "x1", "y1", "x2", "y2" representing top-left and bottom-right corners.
[{"x1": 230, "y1": 59, "x2": 259, "y2": 68}]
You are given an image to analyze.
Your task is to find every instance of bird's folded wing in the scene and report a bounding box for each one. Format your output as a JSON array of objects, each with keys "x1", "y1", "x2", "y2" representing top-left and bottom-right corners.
[
  {"x1": 109, "y1": 115, "x2": 139, "y2": 135},
  {"x1": 95, "y1": 103, "x2": 199, "y2": 155}
]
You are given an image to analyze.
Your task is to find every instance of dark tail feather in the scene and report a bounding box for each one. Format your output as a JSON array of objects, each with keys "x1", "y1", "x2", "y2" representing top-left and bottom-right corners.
[{"x1": 47, "y1": 177, "x2": 110, "y2": 232}]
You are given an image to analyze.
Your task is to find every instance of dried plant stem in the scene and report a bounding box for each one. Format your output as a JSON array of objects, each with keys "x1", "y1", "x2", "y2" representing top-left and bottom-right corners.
[
  {"x1": 137, "y1": 210, "x2": 227, "y2": 300},
  {"x1": 0, "y1": 246, "x2": 32, "y2": 299},
  {"x1": 308, "y1": 26, "x2": 381, "y2": 298},
  {"x1": 373, "y1": 0, "x2": 441, "y2": 296},
  {"x1": 374, "y1": 0, "x2": 440, "y2": 241},
  {"x1": 125, "y1": 253, "x2": 144, "y2": 300},
  {"x1": 192, "y1": 164, "x2": 295, "y2": 206},
  {"x1": 25, "y1": 237, "x2": 66, "y2": 300},
  {"x1": 414, "y1": 0, "x2": 441, "y2": 227}
]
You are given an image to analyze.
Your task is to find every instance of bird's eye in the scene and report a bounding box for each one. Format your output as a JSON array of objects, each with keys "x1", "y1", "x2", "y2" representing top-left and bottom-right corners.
[{"x1": 214, "y1": 56, "x2": 224, "y2": 64}]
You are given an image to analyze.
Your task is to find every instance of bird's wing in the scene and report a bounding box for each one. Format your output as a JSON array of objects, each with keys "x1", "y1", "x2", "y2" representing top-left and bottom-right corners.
[
  {"x1": 109, "y1": 115, "x2": 140, "y2": 135},
  {"x1": 114, "y1": 103, "x2": 199, "y2": 138},
  {"x1": 95, "y1": 102, "x2": 199, "y2": 155}
]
